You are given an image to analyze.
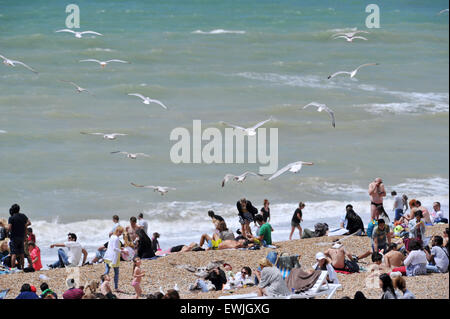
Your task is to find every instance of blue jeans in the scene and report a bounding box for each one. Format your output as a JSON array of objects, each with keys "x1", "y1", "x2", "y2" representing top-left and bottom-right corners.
[
  {"x1": 104, "y1": 263, "x2": 120, "y2": 290},
  {"x1": 394, "y1": 209, "x2": 403, "y2": 221},
  {"x1": 426, "y1": 264, "x2": 441, "y2": 273},
  {"x1": 196, "y1": 279, "x2": 210, "y2": 292},
  {"x1": 51, "y1": 249, "x2": 69, "y2": 268}
]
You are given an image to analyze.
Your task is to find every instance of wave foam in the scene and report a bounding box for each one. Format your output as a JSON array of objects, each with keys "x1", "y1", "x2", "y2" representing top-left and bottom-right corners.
[{"x1": 192, "y1": 29, "x2": 246, "y2": 35}]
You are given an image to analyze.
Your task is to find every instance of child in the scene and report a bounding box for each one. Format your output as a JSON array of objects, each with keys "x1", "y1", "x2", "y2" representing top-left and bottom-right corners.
[
  {"x1": 132, "y1": 257, "x2": 145, "y2": 299},
  {"x1": 27, "y1": 228, "x2": 36, "y2": 244}
]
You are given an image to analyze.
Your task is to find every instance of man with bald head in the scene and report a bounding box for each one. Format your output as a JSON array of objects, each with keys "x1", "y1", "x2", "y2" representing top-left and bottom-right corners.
[{"x1": 368, "y1": 178, "x2": 386, "y2": 220}]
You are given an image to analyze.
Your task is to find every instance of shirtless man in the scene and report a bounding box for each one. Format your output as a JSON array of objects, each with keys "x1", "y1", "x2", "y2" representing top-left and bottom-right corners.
[
  {"x1": 217, "y1": 238, "x2": 250, "y2": 250},
  {"x1": 125, "y1": 217, "x2": 142, "y2": 243},
  {"x1": 415, "y1": 201, "x2": 432, "y2": 225},
  {"x1": 383, "y1": 243, "x2": 405, "y2": 268},
  {"x1": 368, "y1": 178, "x2": 386, "y2": 220},
  {"x1": 324, "y1": 243, "x2": 356, "y2": 270}
]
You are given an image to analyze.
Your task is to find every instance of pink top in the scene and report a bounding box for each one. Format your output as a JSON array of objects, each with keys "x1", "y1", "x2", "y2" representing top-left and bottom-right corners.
[{"x1": 29, "y1": 246, "x2": 42, "y2": 271}]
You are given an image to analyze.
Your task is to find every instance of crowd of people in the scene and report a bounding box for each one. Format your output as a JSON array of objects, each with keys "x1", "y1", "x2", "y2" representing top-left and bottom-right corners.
[{"x1": 0, "y1": 177, "x2": 448, "y2": 299}]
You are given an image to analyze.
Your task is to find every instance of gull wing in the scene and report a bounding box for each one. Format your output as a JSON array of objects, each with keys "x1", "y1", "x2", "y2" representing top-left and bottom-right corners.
[
  {"x1": 80, "y1": 31, "x2": 103, "y2": 36},
  {"x1": 135, "y1": 153, "x2": 151, "y2": 157},
  {"x1": 12, "y1": 60, "x2": 38, "y2": 73},
  {"x1": 328, "y1": 71, "x2": 351, "y2": 79},
  {"x1": 80, "y1": 132, "x2": 104, "y2": 136},
  {"x1": 131, "y1": 183, "x2": 156, "y2": 189},
  {"x1": 352, "y1": 36, "x2": 368, "y2": 41},
  {"x1": 55, "y1": 29, "x2": 76, "y2": 34},
  {"x1": 267, "y1": 162, "x2": 299, "y2": 181},
  {"x1": 241, "y1": 171, "x2": 264, "y2": 178},
  {"x1": 222, "y1": 174, "x2": 236, "y2": 187},
  {"x1": 250, "y1": 118, "x2": 271, "y2": 130},
  {"x1": 128, "y1": 93, "x2": 147, "y2": 101},
  {"x1": 355, "y1": 63, "x2": 378, "y2": 71},
  {"x1": 106, "y1": 59, "x2": 130, "y2": 64},
  {"x1": 149, "y1": 99, "x2": 168, "y2": 109},
  {"x1": 303, "y1": 102, "x2": 324, "y2": 110},
  {"x1": 80, "y1": 59, "x2": 101, "y2": 64},
  {"x1": 220, "y1": 121, "x2": 246, "y2": 131}
]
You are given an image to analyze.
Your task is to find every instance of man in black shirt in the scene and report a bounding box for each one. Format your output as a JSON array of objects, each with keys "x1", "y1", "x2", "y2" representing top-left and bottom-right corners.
[
  {"x1": 236, "y1": 198, "x2": 258, "y2": 237},
  {"x1": 7, "y1": 204, "x2": 31, "y2": 269},
  {"x1": 289, "y1": 202, "x2": 305, "y2": 240}
]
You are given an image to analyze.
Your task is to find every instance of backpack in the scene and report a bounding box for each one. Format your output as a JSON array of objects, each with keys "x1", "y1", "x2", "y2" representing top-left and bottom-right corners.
[{"x1": 314, "y1": 223, "x2": 329, "y2": 237}]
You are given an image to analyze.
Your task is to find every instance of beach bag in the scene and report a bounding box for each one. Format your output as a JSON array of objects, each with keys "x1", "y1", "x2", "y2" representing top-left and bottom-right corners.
[
  {"x1": 276, "y1": 254, "x2": 301, "y2": 280},
  {"x1": 314, "y1": 223, "x2": 329, "y2": 237}
]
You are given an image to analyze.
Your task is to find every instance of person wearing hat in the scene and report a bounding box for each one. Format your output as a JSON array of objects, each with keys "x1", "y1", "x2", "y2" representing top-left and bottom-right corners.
[{"x1": 312, "y1": 252, "x2": 339, "y2": 284}]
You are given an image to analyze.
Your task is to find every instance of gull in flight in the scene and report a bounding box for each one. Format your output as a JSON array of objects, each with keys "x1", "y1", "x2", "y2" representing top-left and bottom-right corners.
[
  {"x1": 266, "y1": 161, "x2": 314, "y2": 181},
  {"x1": 0, "y1": 54, "x2": 38, "y2": 73},
  {"x1": 303, "y1": 102, "x2": 336, "y2": 128},
  {"x1": 131, "y1": 183, "x2": 176, "y2": 195},
  {"x1": 60, "y1": 80, "x2": 92, "y2": 94},
  {"x1": 328, "y1": 63, "x2": 379, "y2": 79},
  {"x1": 220, "y1": 118, "x2": 272, "y2": 136},
  {"x1": 438, "y1": 9, "x2": 449, "y2": 14},
  {"x1": 222, "y1": 171, "x2": 264, "y2": 187},
  {"x1": 332, "y1": 35, "x2": 368, "y2": 42},
  {"x1": 0, "y1": 130, "x2": 6, "y2": 134},
  {"x1": 331, "y1": 30, "x2": 369, "y2": 38},
  {"x1": 111, "y1": 151, "x2": 151, "y2": 159},
  {"x1": 80, "y1": 132, "x2": 127, "y2": 140},
  {"x1": 79, "y1": 59, "x2": 130, "y2": 68},
  {"x1": 128, "y1": 93, "x2": 168, "y2": 109},
  {"x1": 55, "y1": 29, "x2": 103, "y2": 38}
]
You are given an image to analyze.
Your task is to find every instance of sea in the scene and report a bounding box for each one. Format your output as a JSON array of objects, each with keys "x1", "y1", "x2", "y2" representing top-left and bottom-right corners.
[{"x1": 0, "y1": 0, "x2": 448, "y2": 265}]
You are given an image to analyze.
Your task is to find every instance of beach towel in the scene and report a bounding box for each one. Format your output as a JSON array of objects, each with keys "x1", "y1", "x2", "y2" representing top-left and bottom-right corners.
[
  {"x1": 286, "y1": 268, "x2": 321, "y2": 293},
  {"x1": 276, "y1": 254, "x2": 301, "y2": 280},
  {"x1": 334, "y1": 270, "x2": 352, "y2": 274}
]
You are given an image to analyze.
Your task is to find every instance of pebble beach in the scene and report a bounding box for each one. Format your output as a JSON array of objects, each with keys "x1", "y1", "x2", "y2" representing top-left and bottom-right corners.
[{"x1": 0, "y1": 224, "x2": 447, "y2": 299}]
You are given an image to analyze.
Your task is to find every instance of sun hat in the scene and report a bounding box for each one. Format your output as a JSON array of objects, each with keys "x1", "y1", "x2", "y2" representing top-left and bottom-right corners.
[{"x1": 315, "y1": 252, "x2": 326, "y2": 260}]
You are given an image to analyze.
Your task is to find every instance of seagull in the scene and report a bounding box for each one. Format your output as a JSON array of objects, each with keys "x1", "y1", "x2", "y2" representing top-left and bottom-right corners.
[
  {"x1": 328, "y1": 63, "x2": 379, "y2": 79},
  {"x1": 80, "y1": 132, "x2": 127, "y2": 140},
  {"x1": 60, "y1": 80, "x2": 92, "y2": 94},
  {"x1": 222, "y1": 171, "x2": 264, "y2": 187},
  {"x1": 131, "y1": 183, "x2": 176, "y2": 195},
  {"x1": 55, "y1": 29, "x2": 103, "y2": 38},
  {"x1": 266, "y1": 161, "x2": 314, "y2": 181},
  {"x1": 128, "y1": 93, "x2": 168, "y2": 109},
  {"x1": 438, "y1": 9, "x2": 449, "y2": 14},
  {"x1": 0, "y1": 54, "x2": 38, "y2": 73},
  {"x1": 220, "y1": 118, "x2": 272, "y2": 136},
  {"x1": 303, "y1": 102, "x2": 336, "y2": 128},
  {"x1": 332, "y1": 35, "x2": 368, "y2": 42},
  {"x1": 79, "y1": 59, "x2": 130, "y2": 68},
  {"x1": 0, "y1": 130, "x2": 6, "y2": 134},
  {"x1": 111, "y1": 151, "x2": 151, "y2": 159},
  {"x1": 331, "y1": 30, "x2": 369, "y2": 38}
]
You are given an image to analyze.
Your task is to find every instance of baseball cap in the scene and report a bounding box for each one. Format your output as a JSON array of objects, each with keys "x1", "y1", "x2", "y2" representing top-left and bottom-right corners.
[{"x1": 315, "y1": 252, "x2": 326, "y2": 260}]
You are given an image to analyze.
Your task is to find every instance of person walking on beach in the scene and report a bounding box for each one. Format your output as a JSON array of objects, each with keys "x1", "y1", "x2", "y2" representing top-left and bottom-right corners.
[
  {"x1": 260, "y1": 199, "x2": 271, "y2": 223},
  {"x1": 236, "y1": 198, "x2": 258, "y2": 237},
  {"x1": 368, "y1": 178, "x2": 386, "y2": 221},
  {"x1": 7, "y1": 204, "x2": 31, "y2": 270},
  {"x1": 392, "y1": 191, "x2": 405, "y2": 222},
  {"x1": 103, "y1": 226, "x2": 127, "y2": 292},
  {"x1": 289, "y1": 202, "x2": 304, "y2": 240},
  {"x1": 132, "y1": 256, "x2": 145, "y2": 299},
  {"x1": 49, "y1": 233, "x2": 87, "y2": 268},
  {"x1": 137, "y1": 213, "x2": 149, "y2": 235}
]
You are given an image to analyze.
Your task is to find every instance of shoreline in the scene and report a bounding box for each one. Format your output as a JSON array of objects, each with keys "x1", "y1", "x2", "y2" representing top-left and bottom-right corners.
[{"x1": 0, "y1": 224, "x2": 448, "y2": 299}]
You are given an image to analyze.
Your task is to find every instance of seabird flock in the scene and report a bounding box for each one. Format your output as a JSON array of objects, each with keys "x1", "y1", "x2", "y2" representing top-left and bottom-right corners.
[{"x1": 1, "y1": 8, "x2": 448, "y2": 195}]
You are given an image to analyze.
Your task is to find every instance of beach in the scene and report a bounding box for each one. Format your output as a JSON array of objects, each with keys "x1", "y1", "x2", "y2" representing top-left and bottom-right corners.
[{"x1": 0, "y1": 224, "x2": 447, "y2": 299}]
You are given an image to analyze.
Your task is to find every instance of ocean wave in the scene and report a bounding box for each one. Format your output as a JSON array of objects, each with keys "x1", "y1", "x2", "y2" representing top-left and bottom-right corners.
[{"x1": 192, "y1": 29, "x2": 246, "y2": 35}]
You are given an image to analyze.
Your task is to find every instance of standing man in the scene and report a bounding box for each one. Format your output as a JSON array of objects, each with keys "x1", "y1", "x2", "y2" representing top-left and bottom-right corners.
[
  {"x1": 137, "y1": 213, "x2": 149, "y2": 235},
  {"x1": 7, "y1": 204, "x2": 31, "y2": 270},
  {"x1": 236, "y1": 198, "x2": 258, "y2": 238},
  {"x1": 391, "y1": 191, "x2": 404, "y2": 222},
  {"x1": 368, "y1": 178, "x2": 386, "y2": 221}
]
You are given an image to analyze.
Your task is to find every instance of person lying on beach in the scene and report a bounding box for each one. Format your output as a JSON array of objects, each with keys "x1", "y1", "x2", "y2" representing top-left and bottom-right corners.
[
  {"x1": 169, "y1": 242, "x2": 201, "y2": 253},
  {"x1": 383, "y1": 243, "x2": 405, "y2": 268},
  {"x1": 312, "y1": 252, "x2": 339, "y2": 284}
]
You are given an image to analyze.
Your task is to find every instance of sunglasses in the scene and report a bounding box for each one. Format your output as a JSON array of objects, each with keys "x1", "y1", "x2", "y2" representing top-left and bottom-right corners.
[{"x1": 241, "y1": 271, "x2": 247, "y2": 275}]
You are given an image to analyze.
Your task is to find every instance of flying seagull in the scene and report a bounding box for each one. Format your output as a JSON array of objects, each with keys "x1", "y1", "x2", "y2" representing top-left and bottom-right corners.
[
  {"x1": 438, "y1": 9, "x2": 449, "y2": 14},
  {"x1": 111, "y1": 151, "x2": 151, "y2": 159},
  {"x1": 222, "y1": 171, "x2": 264, "y2": 187},
  {"x1": 303, "y1": 102, "x2": 336, "y2": 128},
  {"x1": 0, "y1": 130, "x2": 7, "y2": 134},
  {"x1": 131, "y1": 183, "x2": 176, "y2": 195},
  {"x1": 267, "y1": 161, "x2": 314, "y2": 181},
  {"x1": 328, "y1": 63, "x2": 379, "y2": 79},
  {"x1": 128, "y1": 93, "x2": 168, "y2": 109},
  {"x1": 0, "y1": 54, "x2": 38, "y2": 73},
  {"x1": 79, "y1": 59, "x2": 130, "y2": 68},
  {"x1": 60, "y1": 80, "x2": 92, "y2": 94},
  {"x1": 331, "y1": 30, "x2": 369, "y2": 38},
  {"x1": 55, "y1": 29, "x2": 103, "y2": 38},
  {"x1": 220, "y1": 118, "x2": 272, "y2": 136},
  {"x1": 332, "y1": 35, "x2": 368, "y2": 42},
  {"x1": 80, "y1": 132, "x2": 127, "y2": 140}
]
